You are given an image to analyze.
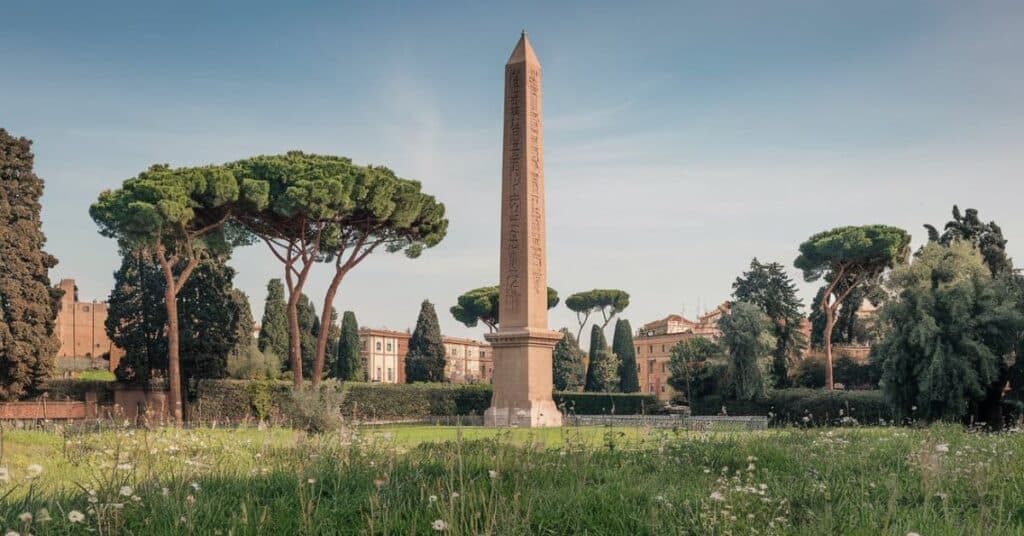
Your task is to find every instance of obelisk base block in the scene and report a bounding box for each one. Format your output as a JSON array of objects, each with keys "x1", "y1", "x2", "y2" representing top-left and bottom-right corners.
[{"x1": 484, "y1": 327, "x2": 563, "y2": 428}]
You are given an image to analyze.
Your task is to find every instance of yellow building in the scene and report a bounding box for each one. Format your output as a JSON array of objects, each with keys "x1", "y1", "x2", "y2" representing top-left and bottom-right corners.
[{"x1": 358, "y1": 328, "x2": 492, "y2": 384}]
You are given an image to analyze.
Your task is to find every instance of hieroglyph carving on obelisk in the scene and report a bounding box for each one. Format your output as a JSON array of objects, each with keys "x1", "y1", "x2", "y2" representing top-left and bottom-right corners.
[{"x1": 484, "y1": 32, "x2": 563, "y2": 428}]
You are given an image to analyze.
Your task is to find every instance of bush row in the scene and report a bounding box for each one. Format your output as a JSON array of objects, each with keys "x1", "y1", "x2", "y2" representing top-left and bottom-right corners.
[{"x1": 691, "y1": 388, "x2": 893, "y2": 426}]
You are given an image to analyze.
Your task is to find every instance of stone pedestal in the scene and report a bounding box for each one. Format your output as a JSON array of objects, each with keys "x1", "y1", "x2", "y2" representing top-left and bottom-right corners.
[{"x1": 484, "y1": 328, "x2": 563, "y2": 427}]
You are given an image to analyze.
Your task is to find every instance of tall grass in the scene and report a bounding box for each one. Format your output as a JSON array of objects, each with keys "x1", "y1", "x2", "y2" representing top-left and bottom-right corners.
[{"x1": 0, "y1": 424, "x2": 1021, "y2": 534}]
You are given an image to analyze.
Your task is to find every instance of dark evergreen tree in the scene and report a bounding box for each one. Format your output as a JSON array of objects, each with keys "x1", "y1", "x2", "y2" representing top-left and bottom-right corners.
[
  {"x1": 335, "y1": 310, "x2": 363, "y2": 380},
  {"x1": 322, "y1": 307, "x2": 341, "y2": 379},
  {"x1": 718, "y1": 302, "x2": 774, "y2": 401},
  {"x1": 612, "y1": 319, "x2": 640, "y2": 393},
  {"x1": 0, "y1": 130, "x2": 60, "y2": 400},
  {"x1": 107, "y1": 257, "x2": 243, "y2": 385},
  {"x1": 879, "y1": 242, "x2": 1023, "y2": 424},
  {"x1": 668, "y1": 337, "x2": 721, "y2": 404},
  {"x1": 297, "y1": 294, "x2": 317, "y2": 378},
  {"x1": 731, "y1": 258, "x2": 806, "y2": 388},
  {"x1": 257, "y1": 279, "x2": 288, "y2": 360},
  {"x1": 107, "y1": 250, "x2": 167, "y2": 383},
  {"x1": 405, "y1": 300, "x2": 446, "y2": 382},
  {"x1": 584, "y1": 324, "x2": 617, "y2": 392},
  {"x1": 552, "y1": 328, "x2": 585, "y2": 391},
  {"x1": 227, "y1": 288, "x2": 254, "y2": 363},
  {"x1": 926, "y1": 205, "x2": 1012, "y2": 276}
]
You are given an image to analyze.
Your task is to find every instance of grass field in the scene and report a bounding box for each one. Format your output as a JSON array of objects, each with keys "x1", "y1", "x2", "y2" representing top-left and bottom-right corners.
[{"x1": 0, "y1": 423, "x2": 1022, "y2": 535}]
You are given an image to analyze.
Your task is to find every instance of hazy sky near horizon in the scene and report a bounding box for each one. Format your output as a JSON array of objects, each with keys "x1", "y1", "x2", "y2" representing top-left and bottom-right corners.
[{"x1": 2, "y1": 1, "x2": 1023, "y2": 345}]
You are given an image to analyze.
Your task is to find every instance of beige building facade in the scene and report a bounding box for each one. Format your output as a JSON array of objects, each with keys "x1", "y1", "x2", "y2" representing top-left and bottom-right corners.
[
  {"x1": 633, "y1": 304, "x2": 729, "y2": 401},
  {"x1": 358, "y1": 328, "x2": 492, "y2": 385}
]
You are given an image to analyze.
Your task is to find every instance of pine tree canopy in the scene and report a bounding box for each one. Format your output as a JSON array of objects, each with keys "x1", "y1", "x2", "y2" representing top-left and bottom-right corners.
[{"x1": 450, "y1": 285, "x2": 559, "y2": 331}]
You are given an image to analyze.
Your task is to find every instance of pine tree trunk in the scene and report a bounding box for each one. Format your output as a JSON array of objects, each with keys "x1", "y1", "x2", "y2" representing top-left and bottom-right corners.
[
  {"x1": 823, "y1": 307, "x2": 835, "y2": 391},
  {"x1": 311, "y1": 268, "x2": 346, "y2": 388},
  {"x1": 156, "y1": 255, "x2": 184, "y2": 425},
  {"x1": 287, "y1": 292, "x2": 303, "y2": 388}
]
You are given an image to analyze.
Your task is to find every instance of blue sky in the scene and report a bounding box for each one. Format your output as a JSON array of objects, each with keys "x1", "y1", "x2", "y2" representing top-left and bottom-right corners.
[{"x1": 3, "y1": 1, "x2": 1022, "y2": 344}]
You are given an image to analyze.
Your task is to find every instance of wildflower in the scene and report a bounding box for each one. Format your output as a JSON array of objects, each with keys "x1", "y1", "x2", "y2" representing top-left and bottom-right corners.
[
  {"x1": 747, "y1": 463, "x2": 756, "y2": 471},
  {"x1": 17, "y1": 512, "x2": 32, "y2": 523},
  {"x1": 907, "y1": 533, "x2": 921, "y2": 536},
  {"x1": 116, "y1": 463, "x2": 132, "y2": 471},
  {"x1": 36, "y1": 508, "x2": 52, "y2": 522},
  {"x1": 801, "y1": 416, "x2": 810, "y2": 423},
  {"x1": 450, "y1": 492, "x2": 460, "y2": 499},
  {"x1": 488, "y1": 470, "x2": 499, "y2": 479},
  {"x1": 26, "y1": 464, "x2": 43, "y2": 478},
  {"x1": 307, "y1": 478, "x2": 316, "y2": 485},
  {"x1": 0, "y1": 467, "x2": 9, "y2": 483},
  {"x1": 432, "y1": 519, "x2": 448, "y2": 531},
  {"x1": 746, "y1": 456, "x2": 758, "y2": 462},
  {"x1": 119, "y1": 485, "x2": 134, "y2": 497},
  {"x1": 936, "y1": 444, "x2": 950, "y2": 453},
  {"x1": 68, "y1": 510, "x2": 85, "y2": 523},
  {"x1": 6, "y1": 531, "x2": 19, "y2": 536},
  {"x1": 190, "y1": 482, "x2": 201, "y2": 491},
  {"x1": 161, "y1": 487, "x2": 170, "y2": 497},
  {"x1": 429, "y1": 494, "x2": 438, "y2": 503},
  {"x1": 710, "y1": 491, "x2": 725, "y2": 502}
]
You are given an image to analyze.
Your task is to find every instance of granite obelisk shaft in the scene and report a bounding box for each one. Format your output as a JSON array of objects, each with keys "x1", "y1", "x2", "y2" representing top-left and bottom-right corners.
[{"x1": 484, "y1": 32, "x2": 563, "y2": 428}]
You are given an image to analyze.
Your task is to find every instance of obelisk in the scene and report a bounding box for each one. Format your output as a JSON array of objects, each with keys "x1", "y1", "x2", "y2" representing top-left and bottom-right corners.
[{"x1": 484, "y1": 32, "x2": 563, "y2": 428}]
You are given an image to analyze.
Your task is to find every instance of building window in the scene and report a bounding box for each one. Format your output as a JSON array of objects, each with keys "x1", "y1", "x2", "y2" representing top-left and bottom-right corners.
[
  {"x1": 83, "y1": 306, "x2": 90, "y2": 312},
  {"x1": 661, "y1": 363, "x2": 666, "y2": 373},
  {"x1": 661, "y1": 344, "x2": 665, "y2": 352},
  {"x1": 661, "y1": 385, "x2": 666, "y2": 393},
  {"x1": 648, "y1": 345, "x2": 653, "y2": 353},
  {"x1": 386, "y1": 342, "x2": 392, "y2": 352},
  {"x1": 649, "y1": 384, "x2": 654, "y2": 393},
  {"x1": 376, "y1": 367, "x2": 382, "y2": 381},
  {"x1": 635, "y1": 346, "x2": 640, "y2": 355},
  {"x1": 480, "y1": 351, "x2": 486, "y2": 359},
  {"x1": 387, "y1": 368, "x2": 394, "y2": 382},
  {"x1": 376, "y1": 342, "x2": 382, "y2": 351},
  {"x1": 453, "y1": 347, "x2": 459, "y2": 357}
]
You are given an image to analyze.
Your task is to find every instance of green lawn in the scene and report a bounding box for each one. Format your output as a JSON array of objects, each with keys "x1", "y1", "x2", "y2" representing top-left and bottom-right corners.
[{"x1": 0, "y1": 424, "x2": 1021, "y2": 534}]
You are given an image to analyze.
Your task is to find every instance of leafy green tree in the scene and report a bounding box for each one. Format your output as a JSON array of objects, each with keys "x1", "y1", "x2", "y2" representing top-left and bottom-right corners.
[
  {"x1": 584, "y1": 324, "x2": 617, "y2": 392},
  {"x1": 0, "y1": 130, "x2": 60, "y2": 400},
  {"x1": 405, "y1": 300, "x2": 446, "y2": 382},
  {"x1": 668, "y1": 337, "x2": 721, "y2": 404},
  {"x1": 612, "y1": 319, "x2": 640, "y2": 393},
  {"x1": 552, "y1": 328, "x2": 586, "y2": 391},
  {"x1": 229, "y1": 154, "x2": 448, "y2": 387},
  {"x1": 718, "y1": 302, "x2": 774, "y2": 401},
  {"x1": 794, "y1": 225, "x2": 911, "y2": 390},
  {"x1": 257, "y1": 279, "x2": 289, "y2": 360},
  {"x1": 450, "y1": 285, "x2": 560, "y2": 331},
  {"x1": 878, "y1": 242, "x2": 1023, "y2": 424},
  {"x1": 565, "y1": 289, "x2": 630, "y2": 342},
  {"x1": 926, "y1": 205, "x2": 1012, "y2": 276},
  {"x1": 731, "y1": 258, "x2": 806, "y2": 388},
  {"x1": 91, "y1": 162, "x2": 261, "y2": 423},
  {"x1": 335, "y1": 311, "x2": 363, "y2": 380}
]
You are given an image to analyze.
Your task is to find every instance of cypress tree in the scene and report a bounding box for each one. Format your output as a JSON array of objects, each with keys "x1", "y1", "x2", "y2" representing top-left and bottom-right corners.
[
  {"x1": 107, "y1": 256, "x2": 244, "y2": 385},
  {"x1": 107, "y1": 249, "x2": 166, "y2": 383},
  {"x1": 0, "y1": 130, "x2": 60, "y2": 400},
  {"x1": 613, "y1": 319, "x2": 640, "y2": 393},
  {"x1": 584, "y1": 324, "x2": 617, "y2": 392},
  {"x1": 335, "y1": 310, "x2": 363, "y2": 380},
  {"x1": 228, "y1": 288, "x2": 255, "y2": 363},
  {"x1": 552, "y1": 328, "x2": 585, "y2": 391},
  {"x1": 405, "y1": 300, "x2": 446, "y2": 382},
  {"x1": 297, "y1": 294, "x2": 317, "y2": 378},
  {"x1": 257, "y1": 279, "x2": 288, "y2": 361}
]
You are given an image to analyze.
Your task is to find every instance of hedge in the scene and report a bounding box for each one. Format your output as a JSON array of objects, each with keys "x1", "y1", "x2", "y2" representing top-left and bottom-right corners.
[
  {"x1": 189, "y1": 380, "x2": 662, "y2": 422},
  {"x1": 691, "y1": 388, "x2": 893, "y2": 426}
]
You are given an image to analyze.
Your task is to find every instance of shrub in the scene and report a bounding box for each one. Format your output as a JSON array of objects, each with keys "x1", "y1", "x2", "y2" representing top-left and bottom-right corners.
[
  {"x1": 40, "y1": 380, "x2": 116, "y2": 403},
  {"x1": 281, "y1": 381, "x2": 346, "y2": 433},
  {"x1": 793, "y1": 356, "x2": 881, "y2": 390},
  {"x1": 227, "y1": 344, "x2": 282, "y2": 380},
  {"x1": 192, "y1": 379, "x2": 291, "y2": 423},
  {"x1": 691, "y1": 388, "x2": 892, "y2": 426}
]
